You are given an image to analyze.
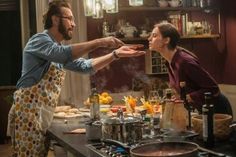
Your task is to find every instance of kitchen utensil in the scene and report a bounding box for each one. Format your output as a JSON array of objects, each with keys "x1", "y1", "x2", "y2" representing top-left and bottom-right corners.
[
  {"x1": 85, "y1": 120, "x2": 102, "y2": 140},
  {"x1": 198, "y1": 146, "x2": 226, "y2": 157},
  {"x1": 130, "y1": 141, "x2": 199, "y2": 157},
  {"x1": 101, "y1": 115, "x2": 143, "y2": 144},
  {"x1": 102, "y1": 138, "x2": 227, "y2": 157},
  {"x1": 168, "y1": 0, "x2": 182, "y2": 7},
  {"x1": 157, "y1": 0, "x2": 169, "y2": 8}
]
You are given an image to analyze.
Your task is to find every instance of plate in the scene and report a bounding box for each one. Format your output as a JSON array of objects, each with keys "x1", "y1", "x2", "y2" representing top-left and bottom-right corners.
[
  {"x1": 100, "y1": 104, "x2": 111, "y2": 108},
  {"x1": 53, "y1": 113, "x2": 83, "y2": 119},
  {"x1": 79, "y1": 107, "x2": 90, "y2": 112}
]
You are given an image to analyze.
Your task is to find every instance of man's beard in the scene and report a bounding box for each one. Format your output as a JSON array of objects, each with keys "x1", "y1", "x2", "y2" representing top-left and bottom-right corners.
[{"x1": 58, "y1": 19, "x2": 72, "y2": 40}]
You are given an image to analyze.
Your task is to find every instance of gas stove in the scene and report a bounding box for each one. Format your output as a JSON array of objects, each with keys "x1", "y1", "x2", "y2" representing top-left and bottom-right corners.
[
  {"x1": 86, "y1": 141, "x2": 228, "y2": 157},
  {"x1": 87, "y1": 142, "x2": 129, "y2": 157}
]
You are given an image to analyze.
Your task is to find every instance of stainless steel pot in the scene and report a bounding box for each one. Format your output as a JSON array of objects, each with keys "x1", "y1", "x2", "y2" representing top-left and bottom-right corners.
[
  {"x1": 85, "y1": 121, "x2": 102, "y2": 141},
  {"x1": 101, "y1": 114, "x2": 143, "y2": 143},
  {"x1": 101, "y1": 116, "x2": 143, "y2": 143}
]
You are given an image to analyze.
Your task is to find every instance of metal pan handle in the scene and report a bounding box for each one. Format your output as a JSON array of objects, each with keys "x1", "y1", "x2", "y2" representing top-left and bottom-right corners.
[
  {"x1": 101, "y1": 139, "x2": 130, "y2": 151},
  {"x1": 198, "y1": 146, "x2": 226, "y2": 157}
]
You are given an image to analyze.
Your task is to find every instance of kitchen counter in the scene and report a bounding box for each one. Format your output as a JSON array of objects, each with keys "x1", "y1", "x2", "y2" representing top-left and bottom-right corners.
[
  {"x1": 47, "y1": 117, "x2": 236, "y2": 157},
  {"x1": 47, "y1": 117, "x2": 91, "y2": 157}
]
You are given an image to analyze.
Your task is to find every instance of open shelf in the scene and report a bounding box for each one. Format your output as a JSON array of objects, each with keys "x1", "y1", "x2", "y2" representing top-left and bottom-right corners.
[
  {"x1": 181, "y1": 34, "x2": 220, "y2": 39},
  {"x1": 120, "y1": 6, "x2": 206, "y2": 12},
  {"x1": 119, "y1": 34, "x2": 220, "y2": 42}
]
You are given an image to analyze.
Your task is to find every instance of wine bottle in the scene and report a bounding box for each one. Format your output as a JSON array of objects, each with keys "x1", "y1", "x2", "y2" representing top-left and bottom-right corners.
[{"x1": 202, "y1": 92, "x2": 214, "y2": 148}]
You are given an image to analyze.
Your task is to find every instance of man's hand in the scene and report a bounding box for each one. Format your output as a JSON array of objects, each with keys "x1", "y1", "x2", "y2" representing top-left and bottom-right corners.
[{"x1": 99, "y1": 36, "x2": 124, "y2": 48}]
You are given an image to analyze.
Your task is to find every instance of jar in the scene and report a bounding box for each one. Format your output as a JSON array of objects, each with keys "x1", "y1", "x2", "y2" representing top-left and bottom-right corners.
[{"x1": 171, "y1": 100, "x2": 188, "y2": 132}]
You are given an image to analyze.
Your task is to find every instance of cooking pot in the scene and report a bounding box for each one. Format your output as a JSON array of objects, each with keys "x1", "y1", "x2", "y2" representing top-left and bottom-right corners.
[
  {"x1": 85, "y1": 121, "x2": 102, "y2": 141},
  {"x1": 101, "y1": 114, "x2": 143, "y2": 144}
]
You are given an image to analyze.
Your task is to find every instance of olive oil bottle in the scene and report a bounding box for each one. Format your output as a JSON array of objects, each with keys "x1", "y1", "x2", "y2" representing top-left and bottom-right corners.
[
  {"x1": 89, "y1": 85, "x2": 100, "y2": 120},
  {"x1": 202, "y1": 92, "x2": 214, "y2": 148}
]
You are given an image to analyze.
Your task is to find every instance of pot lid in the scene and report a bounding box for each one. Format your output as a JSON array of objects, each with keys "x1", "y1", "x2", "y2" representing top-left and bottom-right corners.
[{"x1": 102, "y1": 116, "x2": 141, "y2": 124}]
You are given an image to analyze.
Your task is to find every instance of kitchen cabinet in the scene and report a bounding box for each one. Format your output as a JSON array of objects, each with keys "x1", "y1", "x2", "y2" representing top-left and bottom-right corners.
[{"x1": 145, "y1": 50, "x2": 168, "y2": 75}]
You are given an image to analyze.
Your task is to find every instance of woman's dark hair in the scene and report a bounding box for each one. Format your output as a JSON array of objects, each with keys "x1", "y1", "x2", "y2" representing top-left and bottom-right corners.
[
  {"x1": 155, "y1": 22, "x2": 198, "y2": 58},
  {"x1": 43, "y1": 1, "x2": 71, "y2": 29},
  {"x1": 155, "y1": 22, "x2": 180, "y2": 50}
]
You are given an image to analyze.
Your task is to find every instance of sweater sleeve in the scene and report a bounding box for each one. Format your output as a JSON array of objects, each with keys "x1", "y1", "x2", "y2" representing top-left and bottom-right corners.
[{"x1": 182, "y1": 60, "x2": 219, "y2": 107}]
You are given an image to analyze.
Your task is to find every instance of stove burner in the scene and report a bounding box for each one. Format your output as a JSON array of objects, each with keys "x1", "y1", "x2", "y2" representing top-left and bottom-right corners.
[{"x1": 87, "y1": 143, "x2": 129, "y2": 157}]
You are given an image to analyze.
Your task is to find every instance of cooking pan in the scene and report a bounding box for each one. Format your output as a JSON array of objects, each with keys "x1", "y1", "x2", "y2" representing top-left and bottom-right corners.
[
  {"x1": 102, "y1": 139, "x2": 198, "y2": 157},
  {"x1": 102, "y1": 139, "x2": 226, "y2": 157},
  {"x1": 130, "y1": 141, "x2": 198, "y2": 157}
]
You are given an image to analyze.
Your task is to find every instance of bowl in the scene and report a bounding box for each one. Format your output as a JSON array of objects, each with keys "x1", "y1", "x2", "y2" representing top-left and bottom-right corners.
[
  {"x1": 157, "y1": 0, "x2": 169, "y2": 8},
  {"x1": 191, "y1": 114, "x2": 233, "y2": 140}
]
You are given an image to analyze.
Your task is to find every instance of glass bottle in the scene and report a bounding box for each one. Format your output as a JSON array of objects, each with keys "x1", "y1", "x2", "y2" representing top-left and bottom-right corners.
[
  {"x1": 89, "y1": 85, "x2": 100, "y2": 120},
  {"x1": 202, "y1": 92, "x2": 214, "y2": 148},
  {"x1": 161, "y1": 88, "x2": 174, "y2": 129},
  {"x1": 102, "y1": 21, "x2": 110, "y2": 37},
  {"x1": 152, "y1": 112, "x2": 161, "y2": 135},
  {"x1": 143, "y1": 116, "x2": 151, "y2": 137}
]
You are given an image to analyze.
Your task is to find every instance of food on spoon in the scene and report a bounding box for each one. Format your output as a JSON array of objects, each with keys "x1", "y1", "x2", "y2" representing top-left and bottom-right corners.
[{"x1": 125, "y1": 44, "x2": 145, "y2": 50}]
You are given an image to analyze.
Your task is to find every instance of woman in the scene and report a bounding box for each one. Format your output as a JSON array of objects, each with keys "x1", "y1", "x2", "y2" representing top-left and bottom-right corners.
[{"x1": 148, "y1": 22, "x2": 232, "y2": 115}]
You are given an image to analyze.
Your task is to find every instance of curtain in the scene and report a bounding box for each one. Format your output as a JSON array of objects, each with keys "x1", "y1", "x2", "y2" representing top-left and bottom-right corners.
[
  {"x1": 20, "y1": 0, "x2": 30, "y2": 48},
  {"x1": 34, "y1": 0, "x2": 91, "y2": 107}
]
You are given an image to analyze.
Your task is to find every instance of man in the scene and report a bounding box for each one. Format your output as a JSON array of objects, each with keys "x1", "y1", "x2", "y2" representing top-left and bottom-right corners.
[{"x1": 8, "y1": 1, "x2": 145, "y2": 156}]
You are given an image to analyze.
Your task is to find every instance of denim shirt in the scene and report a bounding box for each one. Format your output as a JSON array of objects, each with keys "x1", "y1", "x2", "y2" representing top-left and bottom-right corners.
[{"x1": 16, "y1": 30, "x2": 94, "y2": 89}]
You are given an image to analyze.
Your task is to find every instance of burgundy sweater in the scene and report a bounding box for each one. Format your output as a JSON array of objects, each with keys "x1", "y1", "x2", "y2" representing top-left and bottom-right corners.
[{"x1": 167, "y1": 48, "x2": 219, "y2": 110}]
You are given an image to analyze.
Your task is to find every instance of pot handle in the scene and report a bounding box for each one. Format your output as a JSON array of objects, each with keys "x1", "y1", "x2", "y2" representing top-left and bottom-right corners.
[
  {"x1": 198, "y1": 146, "x2": 226, "y2": 157},
  {"x1": 92, "y1": 120, "x2": 102, "y2": 126},
  {"x1": 101, "y1": 139, "x2": 130, "y2": 151},
  {"x1": 229, "y1": 123, "x2": 236, "y2": 128}
]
